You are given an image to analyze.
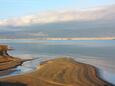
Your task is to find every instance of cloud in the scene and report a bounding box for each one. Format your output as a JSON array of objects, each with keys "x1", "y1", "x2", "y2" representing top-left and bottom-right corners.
[{"x1": 0, "y1": 5, "x2": 115, "y2": 26}]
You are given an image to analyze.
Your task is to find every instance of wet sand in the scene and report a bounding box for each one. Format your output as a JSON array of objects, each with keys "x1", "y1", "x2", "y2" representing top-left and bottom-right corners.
[
  {"x1": 0, "y1": 58, "x2": 113, "y2": 86},
  {"x1": 0, "y1": 56, "x2": 36, "y2": 71}
]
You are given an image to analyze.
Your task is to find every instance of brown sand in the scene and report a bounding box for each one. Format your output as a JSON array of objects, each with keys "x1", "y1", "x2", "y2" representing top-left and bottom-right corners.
[
  {"x1": 0, "y1": 58, "x2": 113, "y2": 86},
  {"x1": 0, "y1": 45, "x2": 24, "y2": 71},
  {"x1": 0, "y1": 57, "x2": 36, "y2": 71},
  {"x1": 0, "y1": 56, "x2": 24, "y2": 71}
]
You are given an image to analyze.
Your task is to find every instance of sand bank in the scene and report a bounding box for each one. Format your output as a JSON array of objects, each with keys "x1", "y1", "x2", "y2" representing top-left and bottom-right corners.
[{"x1": 0, "y1": 58, "x2": 113, "y2": 86}]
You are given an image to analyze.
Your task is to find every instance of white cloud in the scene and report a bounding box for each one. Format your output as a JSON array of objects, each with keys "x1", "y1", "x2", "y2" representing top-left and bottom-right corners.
[{"x1": 0, "y1": 5, "x2": 115, "y2": 27}]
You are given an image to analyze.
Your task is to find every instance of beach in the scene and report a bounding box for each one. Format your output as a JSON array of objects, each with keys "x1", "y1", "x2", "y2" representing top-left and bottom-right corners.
[
  {"x1": 0, "y1": 58, "x2": 113, "y2": 86},
  {"x1": 0, "y1": 40, "x2": 115, "y2": 85},
  {"x1": 0, "y1": 0, "x2": 115, "y2": 86}
]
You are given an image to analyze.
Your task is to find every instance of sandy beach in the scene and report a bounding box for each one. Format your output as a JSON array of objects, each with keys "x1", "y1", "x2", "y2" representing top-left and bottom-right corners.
[{"x1": 0, "y1": 58, "x2": 113, "y2": 86}]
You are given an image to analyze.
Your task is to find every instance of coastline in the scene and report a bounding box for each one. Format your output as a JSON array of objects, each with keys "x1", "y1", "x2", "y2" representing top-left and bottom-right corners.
[
  {"x1": 0, "y1": 37, "x2": 115, "y2": 41},
  {"x1": 0, "y1": 58, "x2": 113, "y2": 86}
]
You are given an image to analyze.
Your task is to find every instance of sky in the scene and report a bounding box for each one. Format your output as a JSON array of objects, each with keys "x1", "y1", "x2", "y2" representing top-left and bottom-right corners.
[
  {"x1": 0, "y1": 0, "x2": 115, "y2": 39},
  {"x1": 0, "y1": 0, "x2": 115, "y2": 19}
]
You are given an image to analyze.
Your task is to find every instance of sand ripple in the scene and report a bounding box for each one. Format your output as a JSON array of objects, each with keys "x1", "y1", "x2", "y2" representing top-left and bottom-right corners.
[{"x1": 0, "y1": 58, "x2": 113, "y2": 86}]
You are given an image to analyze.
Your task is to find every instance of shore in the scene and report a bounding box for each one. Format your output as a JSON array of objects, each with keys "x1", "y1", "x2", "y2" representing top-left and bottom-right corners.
[
  {"x1": 0, "y1": 58, "x2": 113, "y2": 86},
  {"x1": 0, "y1": 37, "x2": 115, "y2": 40}
]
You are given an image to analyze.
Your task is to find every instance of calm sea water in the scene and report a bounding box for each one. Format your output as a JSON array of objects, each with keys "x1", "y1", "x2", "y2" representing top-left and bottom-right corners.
[{"x1": 0, "y1": 40, "x2": 115, "y2": 84}]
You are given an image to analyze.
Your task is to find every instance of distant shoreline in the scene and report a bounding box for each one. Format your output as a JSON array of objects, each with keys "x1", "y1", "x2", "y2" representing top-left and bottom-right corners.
[{"x1": 0, "y1": 37, "x2": 115, "y2": 40}]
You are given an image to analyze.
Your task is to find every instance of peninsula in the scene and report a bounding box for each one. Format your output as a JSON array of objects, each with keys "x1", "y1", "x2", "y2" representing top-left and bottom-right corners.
[{"x1": 0, "y1": 58, "x2": 113, "y2": 86}]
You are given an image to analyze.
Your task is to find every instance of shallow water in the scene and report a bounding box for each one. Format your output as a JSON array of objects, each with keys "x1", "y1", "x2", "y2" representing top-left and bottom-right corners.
[{"x1": 0, "y1": 40, "x2": 115, "y2": 84}]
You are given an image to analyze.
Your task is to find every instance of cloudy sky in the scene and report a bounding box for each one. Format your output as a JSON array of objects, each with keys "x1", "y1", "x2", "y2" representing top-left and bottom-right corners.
[
  {"x1": 0, "y1": 0, "x2": 115, "y2": 38},
  {"x1": 0, "y1": 0, "x2": 115, "y2": 19},
  {"x1": 0, "y1": 1, "x2": 115, "y2": 26}
]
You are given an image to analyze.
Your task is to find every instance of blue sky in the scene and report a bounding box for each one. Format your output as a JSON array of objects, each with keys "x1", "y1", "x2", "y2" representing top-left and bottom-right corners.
[{"x1": 0, "y1": 0, "x2": 115, "y2": 19}]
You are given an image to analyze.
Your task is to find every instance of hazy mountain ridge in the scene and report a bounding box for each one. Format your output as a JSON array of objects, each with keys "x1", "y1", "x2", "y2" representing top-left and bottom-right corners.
[{"x1": 0, "y1": 20, "x2": 115, "y2": 39}]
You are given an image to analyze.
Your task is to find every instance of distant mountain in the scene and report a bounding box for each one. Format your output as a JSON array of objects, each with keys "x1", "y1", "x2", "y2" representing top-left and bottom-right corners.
[{"x1": 0, "y1": 19, "x2": 115, "y2": 39}]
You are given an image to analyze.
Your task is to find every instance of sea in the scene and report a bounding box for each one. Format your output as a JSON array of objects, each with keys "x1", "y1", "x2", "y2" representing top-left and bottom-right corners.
[{"x1": 0, "y1": 39, "x2": 115, "y2": 84}]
